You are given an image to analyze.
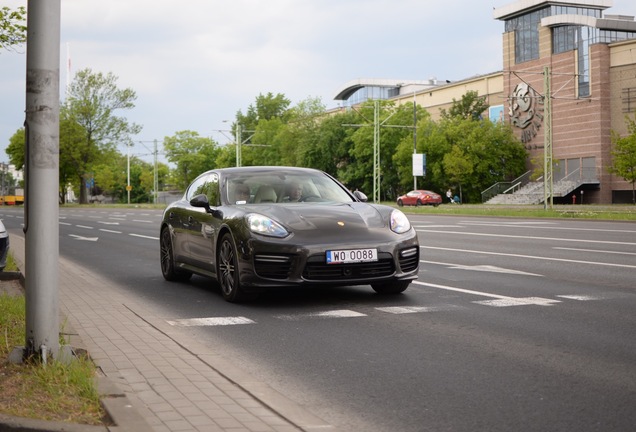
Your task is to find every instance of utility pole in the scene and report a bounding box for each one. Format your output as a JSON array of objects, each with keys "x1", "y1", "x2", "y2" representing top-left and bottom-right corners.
[
  {"x1": 23, "y1": 0, "x2": 61, "y2": 362},
  {"x1": 413, "y1": 96, "x2": 418, "y2": 190},
  {"x1": 373, "y1": 100, "x2": 381, "y2": 203},
  {"x1": 126, "y1": 141, "x2": 132, "y2": 204},
  {"x1": 154, "y1": 139, "x2": 158, "y2": 204},
  {"x1": 235, "y1": 124, "x2": 242, "y2": 167},
  {"x1": 543, "y1": 66, "x2": 553, "y2": 210}
]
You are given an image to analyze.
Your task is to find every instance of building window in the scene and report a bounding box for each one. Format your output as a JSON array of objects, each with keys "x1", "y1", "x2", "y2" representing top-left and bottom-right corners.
[
  {"x1": 505, "y1": 8, "x2": 550, "y2": 63},
  {"x1": 577, "y1": 27, "x2": 591, "y2": 98},
  {"x1": 343, "y1": 86, "x2": 398, "y2": 107},
  {"x1": 623, "y1": 88, "x2": 636, "y2": 113},
  {"x1": 553, "y1": 26, "x2": 577, "y2": 53}
]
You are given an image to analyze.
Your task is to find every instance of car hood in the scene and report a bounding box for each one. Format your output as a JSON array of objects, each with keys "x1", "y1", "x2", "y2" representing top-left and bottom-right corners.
[{"x1": 244, "y1": 202, "x2": 388, "y2": 232}]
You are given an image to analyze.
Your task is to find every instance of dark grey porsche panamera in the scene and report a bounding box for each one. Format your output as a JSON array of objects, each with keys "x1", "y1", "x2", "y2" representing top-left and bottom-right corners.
[{"x1": 160, "y1": 166, "x2": 419, "y2": 302}]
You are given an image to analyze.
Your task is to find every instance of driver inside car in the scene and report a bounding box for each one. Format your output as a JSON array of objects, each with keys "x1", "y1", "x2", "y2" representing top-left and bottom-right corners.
[{"x1": 283, "y1": 182, "x2": 303, "y2": 202}]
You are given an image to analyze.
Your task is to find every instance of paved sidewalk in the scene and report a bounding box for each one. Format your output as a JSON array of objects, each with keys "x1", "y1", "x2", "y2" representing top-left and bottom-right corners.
[{"x1": 9, "y1": 234, "x2": 335, "y2": 432}]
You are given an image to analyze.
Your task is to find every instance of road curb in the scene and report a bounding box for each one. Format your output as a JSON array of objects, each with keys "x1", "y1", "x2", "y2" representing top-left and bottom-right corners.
[{"x1": 1, "y1": 265, "x2": 153, "y2": 432}]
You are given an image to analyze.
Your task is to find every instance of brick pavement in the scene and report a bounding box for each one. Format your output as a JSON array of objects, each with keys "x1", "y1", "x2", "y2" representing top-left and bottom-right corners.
[{"x1": 9, "y1": 234, "x2": 335, "y2": 432}]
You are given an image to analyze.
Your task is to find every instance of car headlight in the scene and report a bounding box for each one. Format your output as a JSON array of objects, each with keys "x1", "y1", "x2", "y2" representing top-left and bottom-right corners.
[
  {"x1": 247, "y1": 214, "x2": 289, "y2": 238},
  {"x1": 390, "y1": 209, "x2": 411, "y2": 234}
]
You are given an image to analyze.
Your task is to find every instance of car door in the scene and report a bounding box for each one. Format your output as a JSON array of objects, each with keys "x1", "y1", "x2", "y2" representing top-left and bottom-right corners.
[{"x1": 185, "y1": 173, "x2": 221, "y2": 274}]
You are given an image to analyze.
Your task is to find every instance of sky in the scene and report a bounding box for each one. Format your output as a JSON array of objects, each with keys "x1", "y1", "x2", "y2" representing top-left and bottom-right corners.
[{"x1": 1, "y1": 0, "x2": 634, "y2": 166}]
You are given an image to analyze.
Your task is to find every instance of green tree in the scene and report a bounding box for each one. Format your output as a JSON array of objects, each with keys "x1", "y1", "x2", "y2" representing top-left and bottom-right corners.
[
  {"x1": 0, "y1": 5, "x2": 26, "y2": 52},
  {"x1": 63, "y1": 68, "x2": 141, "y2": 203},
  {"x1": 443, "y1": 145, "x2": 473, "y2": 201},
  {"x1": 609, "y1": 114, "x2": 636, "y2": 204},
  {"x1": 440, "y1": 90, "x2": 490, "y2": 121},
  {"x1": 342, "y1": 100, "x2": 417, "y2": 199},
  {"x1": 277, "y1": 97, "x2": 326, "y2": 167},
  {"x1": 304, "y1": 110, "x2": 359, "y2": 176},
  {"x1": 234, "y1": 92, "x2": 291, "y2": 146},
  {"x1": 164, "y1": 130, "x2": 220, "y2": 189},
  {"x1": 393, "y1": 105, "x2": 433, "y2": 194},
  {"x1": 5, "y1": 128, "x2": 25, "y2": 170}
]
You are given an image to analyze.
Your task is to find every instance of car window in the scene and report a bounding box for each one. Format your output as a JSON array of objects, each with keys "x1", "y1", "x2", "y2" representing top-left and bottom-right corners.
[
  {"x1": 224, "y1": 171, "x2": 354, "y2": 204},
  {"x1": 186, "y1": 173, "x2": 220, "y2": 205}
]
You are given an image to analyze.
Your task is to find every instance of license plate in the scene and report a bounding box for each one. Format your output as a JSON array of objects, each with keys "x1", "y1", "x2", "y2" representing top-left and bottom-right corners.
[{"x1": 326, "y1": 248, "x2": 378, "y2": 264}]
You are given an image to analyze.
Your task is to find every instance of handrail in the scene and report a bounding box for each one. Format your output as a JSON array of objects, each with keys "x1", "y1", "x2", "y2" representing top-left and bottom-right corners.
[
  {"x1": 481, "y1": 170, "x2": 532, "y2": 202},
  {"x1": 503, "y1": 181, "x2": 522, "y2": 194}
]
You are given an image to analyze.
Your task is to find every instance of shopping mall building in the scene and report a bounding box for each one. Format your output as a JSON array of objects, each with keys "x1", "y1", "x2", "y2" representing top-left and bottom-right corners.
[{"x1": 333, "y1": 0, "x2": 636, "y2": 204}]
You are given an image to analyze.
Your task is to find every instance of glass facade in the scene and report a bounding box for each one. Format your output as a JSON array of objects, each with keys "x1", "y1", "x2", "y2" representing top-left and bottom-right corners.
[
  {"x1": 505, "y1": 7, "x2": 550, "y2": 63},
  {"x1": 506, "y1": 5, "x2": 636, "y2": 98},
  {"x1": 343, "y1": 86, "x2": 400, "y2": 107}
]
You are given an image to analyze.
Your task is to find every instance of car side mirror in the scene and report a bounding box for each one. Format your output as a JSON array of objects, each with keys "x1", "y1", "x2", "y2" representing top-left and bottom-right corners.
[
  {"x1": 190, "y1": 194, "x2": 223, "y2": 217},
  {"x1": 353, "y1": 190, "x2": 368, "y2": 202},
  {"x1": 190, "y1": 194, "x2": 211, "y2": 210}
]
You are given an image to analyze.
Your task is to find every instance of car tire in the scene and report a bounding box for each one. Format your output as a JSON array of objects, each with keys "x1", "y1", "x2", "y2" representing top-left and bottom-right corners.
[
  {"x1": 160, "y1": 228, "x2": 192, "y2": 282},
  {"x1": 397, "y1": 199, "x2": 403, "y2": 207},
  {"x1": 218, "y1": 233, "x2": 249, "y2": 302},
  {"x1": 371, "y1": 280, "x2": 410, "y2": 294},
  {"x1": 416, "y1": 199, "x2": 422, "y2": 206}
]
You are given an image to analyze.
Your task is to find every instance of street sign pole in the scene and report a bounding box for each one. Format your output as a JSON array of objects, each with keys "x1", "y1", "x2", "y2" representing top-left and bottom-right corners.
[{"x1": 23, "y1": 0, "x2": 61, "y2": 362}]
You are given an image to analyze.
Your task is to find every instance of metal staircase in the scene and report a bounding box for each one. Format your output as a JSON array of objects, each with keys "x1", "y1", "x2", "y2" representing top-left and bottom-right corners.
[{"x1": 484, "y1": 168, "x2": 598, "y2": 205}]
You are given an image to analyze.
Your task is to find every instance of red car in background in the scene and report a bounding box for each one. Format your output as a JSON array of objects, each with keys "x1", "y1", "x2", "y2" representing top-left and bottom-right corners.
[{"x1": 396, "y1": 190, "x2": 442, "y2": 207}]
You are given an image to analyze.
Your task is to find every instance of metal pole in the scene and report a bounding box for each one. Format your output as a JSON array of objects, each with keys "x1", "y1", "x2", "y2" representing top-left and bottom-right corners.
[
  {"x1": 153, "y1": 139, "x2": 158, "y2": 204},
  {"x1": 413, "y1": 95, "x2": 417, "y2": 190},
  {"x1": 127, "y1": 142, "x2": 131, "y2": 204},
  {"x1": 543, "y1": 66, "x2": 553, "y2": 210},
  {"x1": 373, "y1": 100, "x2": 380, "y2": 203},
  {"x1": 24, "y1": 0, "x2": 61, "y2": 361},
  {"x1": 236, "y1": 124, "x2": 242, "y2": 167}
]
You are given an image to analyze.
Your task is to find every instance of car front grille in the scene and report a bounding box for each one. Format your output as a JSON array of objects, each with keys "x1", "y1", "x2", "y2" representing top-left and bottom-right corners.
[
  {"x1": 399, "y1": 246, "x2": 419, "y2": 273},
  {"x1": 254, "y1": 254, "x2": 293, "y2": 279},
  {"x1": 302, "y1": 253, "x2": 395, "y2": 281}
]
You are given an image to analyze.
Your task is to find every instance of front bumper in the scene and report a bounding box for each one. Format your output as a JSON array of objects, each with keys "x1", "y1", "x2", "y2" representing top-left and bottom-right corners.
[{"x1": 237, "y1": 234, "x2": 420, "y2": 289}]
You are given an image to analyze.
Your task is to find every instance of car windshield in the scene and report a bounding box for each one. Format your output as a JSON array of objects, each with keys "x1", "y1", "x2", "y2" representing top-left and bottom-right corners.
[{"x1": 225, "y1": 171, "x2": 354, "y2": 205}]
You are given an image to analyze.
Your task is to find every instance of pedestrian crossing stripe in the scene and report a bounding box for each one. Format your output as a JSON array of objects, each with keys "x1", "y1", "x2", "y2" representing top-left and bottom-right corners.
[
  {"x1": 165, "y1": 294, "x2": 606, "y2": 326},
  {"x1": 167, "y1": 316, "x2": 255, "y2": 327}
]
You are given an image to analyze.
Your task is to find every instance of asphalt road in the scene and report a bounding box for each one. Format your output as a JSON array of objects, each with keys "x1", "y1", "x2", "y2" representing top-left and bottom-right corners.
[{"x1": 2, "y1": 207, "x2": 635, "y2": 432}]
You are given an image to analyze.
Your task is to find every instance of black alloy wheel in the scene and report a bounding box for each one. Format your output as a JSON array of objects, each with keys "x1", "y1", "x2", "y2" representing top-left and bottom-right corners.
[
  {"x1": 218, "y1": 233, "x2": 245, "y2": 302},
  {"x1": 160, "y1": 228, "x2": 192, "y2": 282}
]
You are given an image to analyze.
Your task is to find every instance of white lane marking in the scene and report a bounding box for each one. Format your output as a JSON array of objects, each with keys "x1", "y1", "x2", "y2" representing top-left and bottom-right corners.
[
  {"x1": 461, "y1": 221, "x2": 556, "y2": 225},
  {"x1": 60, "y1": 222, "x2": 71, "y2": 226},
  {"x1": 276, "y1": 309, "x2": 366, "y2": 321},
  {"x1": 412, "y1": 225, "x2": 462, "y2": 229},
  {"x1": 99, "y1": 229, "x2": 122, "y2": 234},
  {"x1": 414, "y1": 281, "x2": 514, "y2": 299},
  {"x1": 557, "y1": 295, "x2": 603, "y2": 301},
  {"x1": 473, "y1": 297, "x2": 561, "y2": 307},
  {"x1": 129, "y1": 233, "x2": 159, "y2": 240},
  {"x1": 421, "y1": 260, "x2": 542, "y2": 276},
  {"x1": 413, "y1": 281, "x2": 559, "y2": 307},
  {"x1": 98, "y1": 221, "x2": 120, "y2": 225},
  {"x1": 460, "y1": 221, "x2": 636, "y2": 234},
  {"x1": 132, "y1": 219, "x2": 153, "y2": 223},
  {"x1": 416, "y1": 229, "x2": 636, "y2": 247},
  {"x1": 553, "y1": 247, "x2": 636, "y2": 256},
  {"x1": 168, "y1": 317, "x2": 255, "y2": 327},
  {"x1": 76, "y1": 225, "x2": 93, "y2": 229},
  {"x1": 377, "y1": 305, "x2": 463, "y2": 314},
  {"x1": 420, "y1": 246, "x2": 636, "y2": 270},
  {"x1": 69, "y1": 234, "x2": 98, "y2": 241}
]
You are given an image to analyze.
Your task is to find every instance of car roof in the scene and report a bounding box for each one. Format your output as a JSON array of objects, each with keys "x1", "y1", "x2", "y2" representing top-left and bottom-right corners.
[{"x1": 209, "y1": 166, "x2": 324, "y2": 176}]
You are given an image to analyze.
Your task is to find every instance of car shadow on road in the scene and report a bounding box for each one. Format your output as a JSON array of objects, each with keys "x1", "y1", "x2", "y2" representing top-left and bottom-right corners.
[{"x1": 186, "y1": 275, "x2": 418, "y2": 312}]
